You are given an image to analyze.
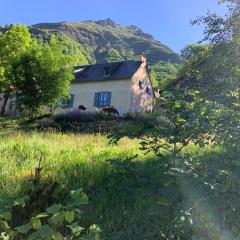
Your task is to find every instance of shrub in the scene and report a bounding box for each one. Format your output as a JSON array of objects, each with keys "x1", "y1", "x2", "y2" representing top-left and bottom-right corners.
[
  {"x1": 53, "y1": 111, "x2": 116, "y2": 123},
  {"x1": 0, "y1": 180, "x2": 101, "y2": 240}
]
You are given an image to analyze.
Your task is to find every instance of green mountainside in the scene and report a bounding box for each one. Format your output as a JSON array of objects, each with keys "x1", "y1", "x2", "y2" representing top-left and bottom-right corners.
[{"x1": 30, "y1": 18, "x2": 181, "y2": 64}]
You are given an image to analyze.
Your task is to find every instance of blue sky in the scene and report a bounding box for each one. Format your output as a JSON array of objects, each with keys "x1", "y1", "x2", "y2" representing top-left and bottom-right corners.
[{"x1": 0, "y1": 0, "x2": 227, "y2": 52}]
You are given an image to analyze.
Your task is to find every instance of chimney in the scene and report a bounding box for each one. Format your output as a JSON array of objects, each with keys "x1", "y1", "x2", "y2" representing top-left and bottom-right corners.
[{"x1": 133, "y1": 54, "x2": 147, "y2": 63}]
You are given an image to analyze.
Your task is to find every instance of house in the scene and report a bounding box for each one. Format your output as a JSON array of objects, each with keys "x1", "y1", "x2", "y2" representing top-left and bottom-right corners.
[
  {"x1": 63, "y1": 54, "x2": 155, "y2": 116},
  {"x1": 0, "y1": 54, "x2": 155, "y2": 116}
]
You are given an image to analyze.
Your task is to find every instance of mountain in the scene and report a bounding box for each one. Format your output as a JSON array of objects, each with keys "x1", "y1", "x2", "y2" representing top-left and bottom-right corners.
[{"x1": 30, "y1": 18, "x2": 181, "y2": 64}]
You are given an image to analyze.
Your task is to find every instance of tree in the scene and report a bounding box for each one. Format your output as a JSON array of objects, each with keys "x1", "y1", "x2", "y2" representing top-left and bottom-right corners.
[
  {"x1": 11, "y1": 37, "x2": 74, "y2": 117},
  {"x1": 171, "y1": 1, "x2": 240, "y2": 237},
  {"x1": 96, "y1": 47, "x2": 124, "y2": 63},
  {"x1": 109, "y1": 2, "x2": 240, "y2": 238},
  {"x1": 149, "y1": 69, "x2": 158, "y2": 88},
  {"x1": 150, "y1": 61, "x2": 181, "y2": 89},
  {"x1": 56, "y1": 33, "x2": 94, "y2": 65},
  {"x1": 0, "y1": 24, "x2": 32, "y2": 115},
  {"x1": 172, "y1": 44, "x2": 212, "y2": 92},
  {"x1": 181, "y1": 44, "x2": 210, "y2": 61}
]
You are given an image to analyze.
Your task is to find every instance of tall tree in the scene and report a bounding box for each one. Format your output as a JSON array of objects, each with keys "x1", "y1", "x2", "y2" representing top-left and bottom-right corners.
[
  {"x1": 11, "y1": 37, "x2": 74, "y2": 117},
  {"x1": 150, "y1": 61, "x2": 181, "y2": 89},
  {"x1": 0, "y1": 24, "x2": 31, "y2": 115},
  {"x1": 56, "y1": 33, "x2": 94, "y2": 65}
]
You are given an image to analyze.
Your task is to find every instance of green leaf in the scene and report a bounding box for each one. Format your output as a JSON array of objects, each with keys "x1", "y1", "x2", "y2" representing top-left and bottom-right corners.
[
  {"x1": 31, "y1": 217, "x2": 42, "y2": 230},
  {"x1": 21, "y1": 181, "x2": 35, "y2": 194},
  {"x1": 28, "y1": 225, "x2": 54, "y2": 240},
  {"x1": 88, "y1": 224, "x2": 101, "y2": 240},
  {"x1": 0, "y1": 211, "x2": 12, "y2": 221},
  {"x1": 35, "y1": 213, "x2": 49, "y2": 219},
  {"x1": 70, "y1": 189, "x2": 88, "y2": 205},
  {"x1": 65, "y1": 211, "x2": 75, "y2": 224},
  {"x1": 89, "y1": 224, "x2": 101, "y2": 233},
  {"x1": 174, "y1": 101, "x2": 181, "y2": 109},
  {"x1": 52, "y1": 232, "x2": 63, "y2": 240},
  {"x1": 67, "y1": 222, "x2": 84, "y2": 237},
  {"x1": 50, "y1": 211, "x2": 65, "y2": 225},
  {"x1": 15, "y1": 223, "x2": 32, "y2": 234},
  {"x1": 47, "y1": 204, "x2": 63, "y2": 214},
  {"x1": 177, "y1": 118, "x2": 187, "y2": 124},
  {"x1": 0, "y1": 220, "x2": 10, "y2": 229},
  {"x1": 13, "y1": 196, "x2": 29, "y2": 207},
  {"x1": 1, "y1": 232, "x2": 10, "y2": 240}
]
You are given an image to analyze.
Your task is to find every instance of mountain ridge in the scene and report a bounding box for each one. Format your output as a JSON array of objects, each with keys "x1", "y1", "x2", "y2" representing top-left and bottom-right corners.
[{"x1": 30, "y1": 18, "x2": 181, "y2": 64}]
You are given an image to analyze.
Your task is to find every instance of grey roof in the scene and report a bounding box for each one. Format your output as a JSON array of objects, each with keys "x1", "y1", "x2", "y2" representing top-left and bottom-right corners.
[{"x1": 73, "y1": 60, "x2": 142, "y2": 83}]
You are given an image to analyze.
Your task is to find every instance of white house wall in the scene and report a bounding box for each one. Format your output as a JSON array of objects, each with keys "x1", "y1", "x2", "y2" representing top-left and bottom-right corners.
[
  {"x1": 130, "y1": 61, "x2": 154, "y2": 114},
  {"x1": 68, "y1": 79, "x2": 132, "y2": 116}
]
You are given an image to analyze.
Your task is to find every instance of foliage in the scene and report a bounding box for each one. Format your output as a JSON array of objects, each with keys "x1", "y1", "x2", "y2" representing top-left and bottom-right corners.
[
  {"x1": 106, "y1": 2, "x2": 240, "y2": 237},
  {"x1": 0, "y1": 25, "x2": 86, "y2": 118},
  {"x1": 150, "y1": 61, "x2": 181, "y2": 89},
  {"x1": 149, "y1": 69, "x2": 158, "y2": 88},
  {"x1": 111, "y1": 89, "x2": 215, "y2": 163},
  {"x1": 96, "y1": 47, "x2": 124, "y2": 63},
  {"x1": 0, "y1": 181, "x2": 100, "y2": 240},
  {"x1": 55, "y1": 34, "x2": 94, "y2": 65},
  {"x1": 171, "y1": 44, "x2": 212, "y2": 92},
  {"x1": 10, "y1": 36, "x2": 74, "y2": 117},
  {"x1": 0, "y1": 24, "x2": 32, "y2": 115},
  {"x1": 180, "y1": 44, "x2": 210, "y2": 61},
  {"x1": 0, "y1": 142, "x2": 101, "y2": 239},
  {"x1": 53, "y1": 111, "x2": 117, "y2": 123}
]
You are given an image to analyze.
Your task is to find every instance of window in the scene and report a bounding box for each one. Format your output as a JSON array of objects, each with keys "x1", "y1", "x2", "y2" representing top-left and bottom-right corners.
[
  {"x1": 139, "y1": 80, "x2": 145, "y2": 89},
  {"x1": 94, "y1": 92, "x2": 111, "y2": 107},
  {"x1": 62, "y1": 94, "x2": 74, "y2": 109},
  {"x1": 146, "y1": 87, "x2": 152, "y2": 95},
  {"x1": 103, "y1": 67, "x2": 111, "y2": 77}
]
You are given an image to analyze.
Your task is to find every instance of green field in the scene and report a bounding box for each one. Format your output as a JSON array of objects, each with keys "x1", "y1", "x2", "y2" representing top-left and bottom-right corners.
[
  {"x1": 0, "y1": 119, "x2": 223, "y2": 239},
  {"x1": 0, "y1": 127, "x2": 163, "y2": 239}
]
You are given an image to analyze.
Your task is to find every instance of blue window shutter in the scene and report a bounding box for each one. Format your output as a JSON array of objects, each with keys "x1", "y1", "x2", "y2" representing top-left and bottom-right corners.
[
  {"x1": 94, "y1": 93, "x2": 99, "y2": 107},
  {"x1": 106, "y1": 92, "x2": 111, "y2": 106}
]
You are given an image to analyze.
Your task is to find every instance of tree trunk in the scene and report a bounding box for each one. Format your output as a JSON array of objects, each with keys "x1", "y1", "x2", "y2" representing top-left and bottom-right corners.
[{"x1": 0, "y1": 94, "x2": 9, "y2": 116}]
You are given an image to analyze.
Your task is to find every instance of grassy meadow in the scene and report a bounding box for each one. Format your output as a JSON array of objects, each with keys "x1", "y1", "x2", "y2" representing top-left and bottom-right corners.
[
  {"x1": 0, "y1": 124, "x2": 154, "y2": 239},
  {"x1": 0, "y1": 118, "x2": 219, "y2": 239}
]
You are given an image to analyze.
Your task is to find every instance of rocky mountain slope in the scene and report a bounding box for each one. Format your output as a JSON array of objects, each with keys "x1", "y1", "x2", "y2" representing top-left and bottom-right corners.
[{"x1": 30, "y1": 18, "x2": 181, "y2": 64}]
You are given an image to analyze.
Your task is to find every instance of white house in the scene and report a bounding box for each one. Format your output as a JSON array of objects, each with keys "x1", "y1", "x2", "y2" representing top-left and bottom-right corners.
[
  {"x1": 0, "y1": 55, "x2": 155, "y2": 116},
  {"x1": 63, "y1": 54, "x2": 154, "y2": 116}
]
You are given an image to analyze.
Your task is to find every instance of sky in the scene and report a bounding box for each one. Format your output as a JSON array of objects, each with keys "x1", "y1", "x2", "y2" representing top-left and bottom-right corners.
[{"x1": 0, "y1": 0, "x2": 227, "y2": 53}]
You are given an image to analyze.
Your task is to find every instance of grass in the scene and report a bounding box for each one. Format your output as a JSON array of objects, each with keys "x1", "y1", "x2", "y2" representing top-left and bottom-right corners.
[
  {"x1": 0, "y1": 128, "x2": 151, "y2": 239},
  {"x1": 0, "y1": 118, "x2": 217, "y2": 239},
  {"x1": 0, "y1": 131, "x2": 141, "y2": 195}
]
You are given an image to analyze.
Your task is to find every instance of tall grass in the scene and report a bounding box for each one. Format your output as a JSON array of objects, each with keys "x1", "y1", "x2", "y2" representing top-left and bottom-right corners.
[
  {"x1": 0, "y1": 131, "x2": 141, "y2": 195},
  {"x1": 0, "y1": 130, "x2": 217, "y2": 239},
  {"x1": 0, "y1": 131, "x2": 150, "y2": 238}
]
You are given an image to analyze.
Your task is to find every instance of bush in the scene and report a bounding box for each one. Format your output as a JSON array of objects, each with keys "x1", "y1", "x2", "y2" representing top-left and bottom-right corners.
[
  {"x1": 0, "y1": 178, "x2": 101, "y2": 240},
  {"x1": 53, "y1": 111, "x2": 116, "y2": 123}
]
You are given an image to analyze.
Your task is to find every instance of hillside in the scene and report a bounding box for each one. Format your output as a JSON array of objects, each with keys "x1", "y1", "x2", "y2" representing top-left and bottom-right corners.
[{"x1": 30, "y1": 18, "x2": 181, "y2": 64}]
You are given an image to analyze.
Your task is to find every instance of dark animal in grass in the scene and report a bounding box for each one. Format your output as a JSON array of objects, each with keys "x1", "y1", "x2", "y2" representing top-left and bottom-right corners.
[
  {"x1": 79, "y1": 105, "x2": 87, "y2": 111},
  {"x1": 101, "y1": 107, "x2": 119, "y2": 117}
]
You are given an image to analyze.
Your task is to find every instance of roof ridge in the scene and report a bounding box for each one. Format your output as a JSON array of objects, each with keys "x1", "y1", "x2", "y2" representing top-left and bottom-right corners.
[{"x1": 74, "y1": 60, "x2": 139, "y2": 69}]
